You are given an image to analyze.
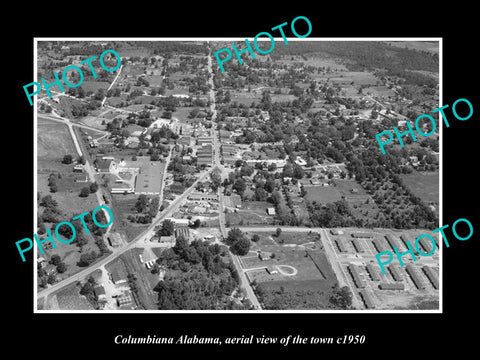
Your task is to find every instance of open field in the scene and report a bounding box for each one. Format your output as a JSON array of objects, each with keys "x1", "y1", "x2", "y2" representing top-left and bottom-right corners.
[
  {"x1": 386, "y1": 41, "x2": 440, "y2": 54},
  {"x1": 173, "y1": 106, "x2": 195, "y2": 122},
  {"x1": 400, "y1": 170, "x2": 439, "y2": 205},
  {"x1": 334, "y1": 179, "x2": 368, "y2": 196},
  {"x1": 111, "y1": 193, "x2": 150, "y2": 241},
  {"x1": 40, "y1": 233, "x2": 101, "y2": 278},
  {"x1": 45, "y1": 282, "x2": 94, "y2": 310},
  {"x1": 303, "y1": 185, "x2": 342, "y2": 203},
  {"x1": 38, "y1": 118, "x2": 78, "y2": 160},
  {"x1": 79, "y1": 80, "x2": 111, "y2": 93},
  {"x1": 226, "y1": 201, "x2": 275, "y2": 226}
]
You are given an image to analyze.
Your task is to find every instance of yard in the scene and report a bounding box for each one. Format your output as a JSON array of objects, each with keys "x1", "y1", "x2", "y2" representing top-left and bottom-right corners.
[
  {"x1": 400, "y1": 170, "x2": 439, "y2": 205},
  {"x1": 251, "y1": 247, "x2": 340, "y2": 310},
  {"x1": 111, "y1": 193, "x2": 151, "y2": 241},
  {"x1": 303, "y1": 185, "x2": 342, "y2": 204},
  {"x1": 38, "y1": 117, "x2": 78, "y2": 161},
  {"x1": 225, "y1": 200, "x2": 275, "y2": 226}
]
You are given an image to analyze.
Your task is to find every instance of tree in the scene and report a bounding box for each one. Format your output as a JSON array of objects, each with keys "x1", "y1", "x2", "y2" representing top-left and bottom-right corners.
[
  {"x1": 62, "y1": 154, "x2": 73, "y2": 164},
  {"x1": 264, "y1": 179, "x2": 275, "y2": 193},
  {"x1": 233, "y1": 178, "x2": 246, "y2": 195},
  {"x1": 56, "y1": 262, "x2": 67, "y2": 273},
  {"x1": 78, "y1": 251, "x2": 98, "y2": 267},
  {"x1": 230, "y1": 236, "x2": 251, "y2": 256},
  {"x1": 329, "y1": 285, "x2": 353, "y2": 309},
  {"x1": 135, "y1": 194, "x2": 149, "y2": 213},
  {"x1": 192, "y1": 219, "x2": 201, "y2": 228},
  {"x1": 267, "y1": 163, "x2": 277, "y2": 172},
  {"x1": 79, "y1": 187, "x2": 90, "y2": 197},
  {"x1": 50, "y1": 254, "x2": 62, "y2": 266},
  {"x1": 77, "y1": 156, "x2": 86, "y2": 165},
  {"x1": 173, "y1": 235, "x2": 189, "y2": 255},
  {"x1": 210, "y1": 170, "x2": 222, "y2": 191},
  {"x1": 252, "y1": 234, "x2": 260, "y2": 242},
  {"x1": 275, "y1": 228, "x2": 282, "y2": 237},
  {"x1": 89, "y1": 182, "x2": 99, "y2": 193},
  {"x1": 40, "y1": 195, "x2": 58, "y2": 209},
  {"x1": 47, "y1": 274, "x2": 56, "y2": 284},
  {"x1": 293, "y1": 164, "x2": 305, "y2": 179},
  {"x1": 254, "y1": 187, "x2": 268, "y2": 201},
  {"x1": 160, "y1": 219, "x2": 174, "y2": 236},
  {"x1": 226, "y1": 228, "x2": 244, "y2": 246}
]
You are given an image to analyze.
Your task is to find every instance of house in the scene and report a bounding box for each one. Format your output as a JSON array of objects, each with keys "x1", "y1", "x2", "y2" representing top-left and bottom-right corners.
[
  {"x1": 73, "y1": 164, "x2": 85, "y2": 173},
  {"x1": 188, "y1": 192, "x2": 218, "y2": 201},
  {"x1": 117, "y1": 291, "x2": 134, "y2": 309},
  {"x1": 168, "y1": 218, "x2": 190, "y2": 227},
  {"x1": 266, "y1": 207, "x2": 276, "y2": 216},
  {"x1": 266, "y1": 266, "x2": 278, "y2": 275},
  {"x1": 203, "y1": 235, "x2": 215, "y2": 242},
  {"x1": 94, "y1": 285, "x2": 107, "y2": 301},
  {"x1": 197, "y1": 137, "x2": 212, "y2": 146},
  {"x1": 219, "y1": 130, "x2": 232, "y2": 141},
  {"x1": 44, "y1": 264, "x2": 57, "y2": 276},
  {"x1": 159, "y1": 235, "x2": 175, "y2": 246},
  {"x1": 37, "y1": 256, "x2": 46, "y2": 264},
  {"x1": 95, "y1": 158, "x2": 114, "y2": 172},
  {"x1": 107, "y1": 232, "x2": 122, "y2": 247},
  {"x1": 73, "y1": 173, "x2": 89, "y2": 183},
  {"x1": 110, "y1": 267, "x2": 127, "y2": 285},
  {"x1": 258, "y1": 251, "x2": 273, "y2": 261}
]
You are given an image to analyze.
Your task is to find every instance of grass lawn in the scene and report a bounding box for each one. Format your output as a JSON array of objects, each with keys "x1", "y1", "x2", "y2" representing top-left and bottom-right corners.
[
  {"x1": 260, "y1": 231, "x2": 322, "y2": 246},
  {"x1": 172, "y1": 106, "x2": 195, "y2": 122},
  {"x1": 334, "y1": 179, "x2": 368, "y2": 196},
  {"x1": 226, "y1": 201, "x2": 275, "y2": 226},
  {"x1": 49, "y1": 282, "x2": 94, "y2": 310},
  {"x1": 80, "y1": 80, "x2": 111, "y2": 93},
  {"x1": 303, "y1": 185, "x2": 342, "y2": 203},
  {"x1": 400, "y1": 170, "x2": 439, "y2": 205},
  {"x1": 111, "y1": 194, "x2": 150, "y2": 241},
  {"x1": 38, "y1": 117, "x2": 78, "y2": 160}
]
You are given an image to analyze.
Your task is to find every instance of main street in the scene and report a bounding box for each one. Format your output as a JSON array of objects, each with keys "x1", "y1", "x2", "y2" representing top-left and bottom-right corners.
[{"x1": 207, "y1": 47, "x2": 261, "y2": 309}]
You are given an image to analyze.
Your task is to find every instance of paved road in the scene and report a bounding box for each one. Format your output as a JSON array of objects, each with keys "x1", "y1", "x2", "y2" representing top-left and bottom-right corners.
[
  {"x1": 101, "y1": 64, "x2": 123, "y2": 106},
  {"x1": 206, "y1": 49, "x2": 261, "y2": 309}
]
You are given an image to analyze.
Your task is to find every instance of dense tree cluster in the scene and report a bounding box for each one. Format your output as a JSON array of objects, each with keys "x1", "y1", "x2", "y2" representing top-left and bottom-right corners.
[
  {"x1": 225, "y1": 228, "x2": 251, "y2": 256},
  {"x1": 155, "y1": 238, "x2": 246, "y2": 310}
]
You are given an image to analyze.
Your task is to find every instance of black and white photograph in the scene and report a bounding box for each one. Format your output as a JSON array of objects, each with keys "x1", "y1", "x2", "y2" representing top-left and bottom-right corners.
[
  {"x1": 33, "y1": 38, "x2": 441, "y2": 312},
  {"x1": 6, "y1": 5, "x2": 478, "y2": 356}
]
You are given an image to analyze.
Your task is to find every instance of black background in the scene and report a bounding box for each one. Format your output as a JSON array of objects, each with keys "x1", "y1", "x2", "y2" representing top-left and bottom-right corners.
[{"x1": 5, "y1": 3, "x2": 478, "y2": 356}]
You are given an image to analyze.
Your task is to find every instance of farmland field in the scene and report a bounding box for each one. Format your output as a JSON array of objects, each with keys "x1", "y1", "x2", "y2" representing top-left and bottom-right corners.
[
  {"x1": 400, "y1": 170, "x2": 439, "y2": 205},
  {"x1": 303, "y1": 185, "x2": 342, "y2": 203},
  {"x1": 38, "y1": 117, "x2": 78, "y2": 160}
]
